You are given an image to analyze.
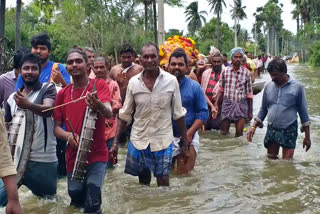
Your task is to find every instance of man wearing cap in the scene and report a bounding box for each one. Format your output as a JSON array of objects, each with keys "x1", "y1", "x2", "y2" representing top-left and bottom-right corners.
[{"x1": 214, "y1": 47, "x2": 253, "y2": 137}]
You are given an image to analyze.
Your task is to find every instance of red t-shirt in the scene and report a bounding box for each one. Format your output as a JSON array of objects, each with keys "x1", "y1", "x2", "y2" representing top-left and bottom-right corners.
[{"x1": 54, "y1": 79, "x2": 111, "y2": 173}]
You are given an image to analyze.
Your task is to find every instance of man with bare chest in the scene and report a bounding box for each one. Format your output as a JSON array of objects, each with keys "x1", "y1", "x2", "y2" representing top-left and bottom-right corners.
[{"x1": 110, "y1": 44, "x2": 143, "y2": 102}]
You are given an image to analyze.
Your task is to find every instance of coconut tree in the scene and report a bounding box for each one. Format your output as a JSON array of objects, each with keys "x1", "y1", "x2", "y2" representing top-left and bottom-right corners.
[
  {"x1": 185, "y1": 1, "x2": 207, "y2": 36},
  {"x1": 230, "y1": 0, "x2": 247, "y2": 47},
  {"x1": 207, "y1": 0, "x2": 226, "y2": 49},
  {"x1": 208, "y1": 0, "x2": 226, "y2": 23}
]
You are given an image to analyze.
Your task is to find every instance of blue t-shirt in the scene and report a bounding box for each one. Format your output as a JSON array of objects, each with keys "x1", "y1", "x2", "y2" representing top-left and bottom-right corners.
[
  {"x1": 15, "y1": 61, "x2": 70, "y2": 90},
  {"x1": 172, "y1": 77, "x2": 209, "y2": 137}
]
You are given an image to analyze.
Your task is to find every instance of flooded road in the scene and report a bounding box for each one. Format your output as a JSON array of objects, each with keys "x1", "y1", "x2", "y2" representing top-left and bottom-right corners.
[{"x1": 1, "y1": 64, "x2": 320, "y2": 214}]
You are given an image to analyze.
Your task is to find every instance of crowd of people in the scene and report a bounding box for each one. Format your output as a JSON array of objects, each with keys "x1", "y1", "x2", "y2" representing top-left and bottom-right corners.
[{"x1": 0, "y1": 33, "x2": 312, "y2": 214}]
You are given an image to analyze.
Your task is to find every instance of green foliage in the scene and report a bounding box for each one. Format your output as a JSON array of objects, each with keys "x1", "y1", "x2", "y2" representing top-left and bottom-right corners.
[
  {"x1": 185, "y1": 1, "x2": 207, "y2": 36},
  {"x1": 197, "y1": 18, "x2": 234, "y2": 54},
  {"x1": 310, "y1": 40, "x2": 320, "y2": 67},
  {"x1": 165, "y1": 29, "x2": 184, "y2": 40},
  {"x1": 207, "y1": 0, "x2": 226, "y2": 21}
]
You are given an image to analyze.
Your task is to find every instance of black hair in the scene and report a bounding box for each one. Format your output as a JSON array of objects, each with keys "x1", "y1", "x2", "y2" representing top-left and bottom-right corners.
[
  {"x1": 267, "y1": 58, "x2": 287, "y2": 73},
  {"x1": 120, "y1": 43, "x2": 136, "y2": 56},
  {"x1": 223, "y1": 53, "x2": 227, "y2": 57},
  {"x1": 20, "y1": 53, "x2": 41, "y2": 72},
  {"x1": 31, "y1": 33, "x2": 51, "y2": 51},
  {"x1": 169, "y1": 50, "x2": 188, "y2": 66},
  {"x1": 94, "y1": 57, "x2": 108, "y2": 67},
  {"x1": 140, "y1": 42, "x2": 159, "y2": 58},
  {"x1": 67, "y1": 47, "x2": 88, "y2": 63},
  {"x1": 13, "y1": 47, "x2": 30, "y2": 69}
]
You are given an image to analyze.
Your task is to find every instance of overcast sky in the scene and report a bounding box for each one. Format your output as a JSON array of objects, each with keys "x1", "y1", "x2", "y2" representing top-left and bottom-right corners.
[
  {"x1": 165, "y1": 0, "x2": 297, "y2": 36},
  {"x1": 7, "y1": 0, "x2": 297, "y2": 36}
]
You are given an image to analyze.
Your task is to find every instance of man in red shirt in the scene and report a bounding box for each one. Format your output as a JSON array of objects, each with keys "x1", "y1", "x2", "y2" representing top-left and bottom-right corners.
[{"x1": 53, "y1": 48, "x2": 112, "y2": 213}]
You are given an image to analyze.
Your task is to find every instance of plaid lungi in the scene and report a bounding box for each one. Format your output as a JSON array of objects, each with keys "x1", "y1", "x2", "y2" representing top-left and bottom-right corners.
[{"x1": 125, "y1": 141, "x2": 173, "y2": 177}]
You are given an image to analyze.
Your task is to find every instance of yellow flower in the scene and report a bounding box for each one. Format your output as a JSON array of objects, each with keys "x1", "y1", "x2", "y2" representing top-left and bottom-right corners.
[{"x1": 159, "y1": 48, "x2": 164, "y2": 57}]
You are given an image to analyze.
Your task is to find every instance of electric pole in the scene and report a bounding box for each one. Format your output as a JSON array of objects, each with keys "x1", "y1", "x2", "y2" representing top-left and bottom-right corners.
[{"x1": 158, "y1": 0, "x2": 165, "y2": 45}]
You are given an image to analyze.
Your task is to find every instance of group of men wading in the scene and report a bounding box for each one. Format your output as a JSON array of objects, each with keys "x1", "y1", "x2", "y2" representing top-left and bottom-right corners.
[{"x1": 0, "y1": 32, "x2": 312, "y2": 214}]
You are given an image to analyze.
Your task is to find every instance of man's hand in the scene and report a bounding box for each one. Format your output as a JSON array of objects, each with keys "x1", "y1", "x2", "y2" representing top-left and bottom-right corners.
[
  {"x1": 51, "y1": 67, "x2": 64, "y2": 85},
  {"x1": 6, "y1": 199, "x2": 22, "y2": 214},
  {"x1": 247, "y1": 126, "x2": 256, "y2": 142},
  {"x1": 14, "y1": 90, "x2": 31, "y2": 109},
  {"x1": 109, "y1": 141, "x2": 118, "y2": 164},
  {"x1": 85, "y1": 92, "x2": 102, "y2": 111},
  {"x1": 186, "y1": 130, "x2": 193, "y2": 144},
  {"x1": 179, "y1": 138, "x2": 189, "y2": 160},
  {"x1": 66, "y1": 132, "x2": 79, "y2": 148},
  {"x1": 303, "y1": 137, "x2": 311, "y2": 152},
  {"x1": 212, "y1": 105, "x2": 218, "y2": 119}
]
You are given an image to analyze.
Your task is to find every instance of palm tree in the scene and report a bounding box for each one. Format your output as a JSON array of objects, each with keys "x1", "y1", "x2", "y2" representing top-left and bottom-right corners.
[
  {"x1": 207, "y1": 0, "x2": 226, "y2": 49},
  {"x1": 208, "y1": 0, "x2": 226, "y2": 23},
  {"x1": 185, "y1": 1, "x2": 208, "y2": 36},
  {"x1": 230, "y1": 0, "x2": 247, "y2": 47}
]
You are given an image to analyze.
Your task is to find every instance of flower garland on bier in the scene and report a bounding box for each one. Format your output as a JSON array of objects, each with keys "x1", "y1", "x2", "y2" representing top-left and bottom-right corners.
[{"x1": 159, "y1": 35, "x2": 200, "y2": 66}]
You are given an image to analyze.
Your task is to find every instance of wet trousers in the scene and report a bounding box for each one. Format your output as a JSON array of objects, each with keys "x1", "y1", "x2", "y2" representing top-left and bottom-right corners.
[{"x1": 68, "y1": 161, "x2": 107, "y2": 213}]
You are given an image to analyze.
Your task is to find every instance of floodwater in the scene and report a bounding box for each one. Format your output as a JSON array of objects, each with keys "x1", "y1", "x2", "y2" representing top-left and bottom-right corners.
[{"x1": 1, "y1": 64, "x2": 320, "y2": 214}]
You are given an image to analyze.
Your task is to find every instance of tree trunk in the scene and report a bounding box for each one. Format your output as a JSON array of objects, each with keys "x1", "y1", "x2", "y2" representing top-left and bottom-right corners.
[
  {"x1": 152, "y1": 0, "x2": 158, "y2": 45},
  {"x1": 114, "y1": 47, "x2": 118, "y2": 64},
  {"x1": 234, "y1": 18, "x2": 237, "y2": 47},
  {"x1": 0, "y1": 0, "x2": 6, "y2": 74},
  {"x1": 216, "y1": 15, "x2": 221, "y2": 50},
  {"x1": 15, "y1": 0, "x2": 22, "y2": 51},
  {"x1": 144, "y1": 2, "x2": 148, "y2": 31}
]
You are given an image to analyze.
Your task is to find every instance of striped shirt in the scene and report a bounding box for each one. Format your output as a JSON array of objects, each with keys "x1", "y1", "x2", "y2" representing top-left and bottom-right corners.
[
  {"x1": 218, "y1": 66, "x2": 253, "y2": 103},
  {"x1": 205, "y1": 72, "x2": 220, "y2": 102}
]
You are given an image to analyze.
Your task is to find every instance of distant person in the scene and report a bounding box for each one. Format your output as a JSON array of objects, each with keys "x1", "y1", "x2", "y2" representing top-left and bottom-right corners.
[
  {"x1": 223, "y1": 53, "x2": 230, "y2": 67},
  {"x1": 201, "y1": 51, "x2": 223, "y2": 130},
  {"x1": 186, "y1": 55, "x2": 198, "y2": 82},
  {"x1": 248, "y1": 59, "x2": 311, "y2": 159},
  {"x1": 109, "y1": 44, "x2": 143, "y2": 145},
  {"x1": 93, "y1": 57, "x2": 122, "y2": 168},
  {"x1": 265, "y1": 55, "x2": 272, "y2": 71},
  {"x1": 0, "y1": 48, "x2": 30, "y2": 108},
  {"x1": 168, "y1": 50, "x2": 208, "y2": 174},
  {"x1": 110, "y1": 42, "x2": 189, "y2": 186},
  {"x1": 245, "y1": 52, "x2": 257, "y2": 82},
  {"x1": 110, "y1": 43, "x2": 143, "y2": 102},
  {"x1": 84, "y1": 47, "x2": 96, "y2": 79},
  {"x1": 214, "y1": 47, "x2": 253, "y2": 137},
  {"x1": 15, "y1": 33, "x2": 71, "y2": 90},
  {"x1": 253, "y1": 55, "x2": 263, "y2": 76}
]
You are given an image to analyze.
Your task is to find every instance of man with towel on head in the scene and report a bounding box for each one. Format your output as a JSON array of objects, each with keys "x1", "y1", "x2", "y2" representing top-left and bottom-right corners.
[{"x1": 213, "y1": 47, "x2": 253, "y2": 137}]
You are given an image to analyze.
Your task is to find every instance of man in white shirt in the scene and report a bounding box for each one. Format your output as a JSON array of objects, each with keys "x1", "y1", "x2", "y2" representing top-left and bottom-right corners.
[{"x1": 110, "y1": 42, "x2": 188, "y2": 186}]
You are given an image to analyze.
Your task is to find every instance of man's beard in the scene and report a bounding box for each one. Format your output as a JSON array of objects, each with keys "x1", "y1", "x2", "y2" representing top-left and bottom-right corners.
[
  {"x1": 34, "y1": 54, "x2": 49, "y2": 64},
  {"x1": 23, "y1": 76, "x2": 39, "y2": 86},
  {"x1": 213, "y1": 65, "x2": 222, "y2": 73},
  {"x1": 122, "y1": 62, "x2": 132, "y2": 68},
  {"x1": 144, "y1": 65, "x2": 157, "y2": 72}
]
